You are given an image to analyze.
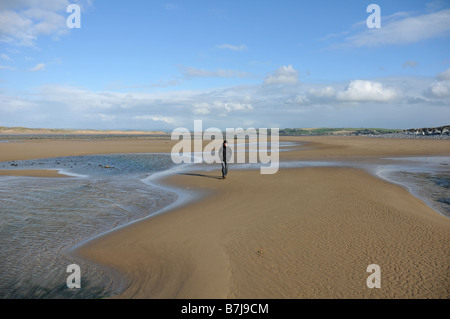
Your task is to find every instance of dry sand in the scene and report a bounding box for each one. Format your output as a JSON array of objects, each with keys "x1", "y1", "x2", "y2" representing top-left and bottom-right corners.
[{"x1": 1, "y1": 136, "x2": 449, "y2": 298}]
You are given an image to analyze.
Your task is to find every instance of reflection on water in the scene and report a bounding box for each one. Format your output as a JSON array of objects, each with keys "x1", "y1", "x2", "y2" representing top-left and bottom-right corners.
[{"x1": 0, "y1": 154, "x2": 177, "y2": 298}]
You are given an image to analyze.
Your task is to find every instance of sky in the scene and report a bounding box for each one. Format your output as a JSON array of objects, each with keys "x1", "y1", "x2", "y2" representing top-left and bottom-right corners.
[{"x1": 0, "y1": 0, "x2": 450, "y2": 131}]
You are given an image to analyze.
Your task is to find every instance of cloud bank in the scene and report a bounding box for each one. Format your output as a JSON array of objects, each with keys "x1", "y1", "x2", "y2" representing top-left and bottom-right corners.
[{"x1": 1, "y1": 67, "x2": 449, "y2": 130}]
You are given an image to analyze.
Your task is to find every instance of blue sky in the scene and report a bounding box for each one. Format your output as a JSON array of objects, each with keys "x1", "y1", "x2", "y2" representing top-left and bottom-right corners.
[{"x1": 1, "y1": 0, "x2": 449, "y2": 130}]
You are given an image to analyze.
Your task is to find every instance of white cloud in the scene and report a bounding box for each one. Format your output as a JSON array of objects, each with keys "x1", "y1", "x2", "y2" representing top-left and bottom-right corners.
[
  {"x1": 1, "y1": 75, "x2": 448, "y2": 131},
  {"x1": 179, "y1": 66, "x2": 251, "y2": 79},
  {"x1": 429, "y1": 80, "x2": 450, "y2": 98},
  {"x1": 0, "y1": 0, "x2": 91, "y2": 46},
  {"x1": 0, "y1": 10, "x2": 35, "y2": 45},
  {"x1": 216, "y1": 44, "x2": 247, "y2": 51},
  {"x1": 344, "y1": 9, "x2": 450, "y2": 47},
  {"x1": 134, "y1": 115, "x2": 177, "y2": 125},
  {"x1": 264, "y1": 65, "x2": 299, "y2": 85},
  {"x1": 30, "y1": 62, "x2": 45, "y2": 71},
  {"x1": 336, "y1": 80, "x2": 398, "y2": 102},
  {"x1": 25, "y1": 8, "x2": 67, "y2": 35},
  {"x1": 193, "y1": 101, "x2": 253, "y2": 116},
  {"x1": 436, "y1": 68, "x2": 450, "y2": 81},
  {"x1": 426, "y1": 68, "x2": 450, "y2": 98}
]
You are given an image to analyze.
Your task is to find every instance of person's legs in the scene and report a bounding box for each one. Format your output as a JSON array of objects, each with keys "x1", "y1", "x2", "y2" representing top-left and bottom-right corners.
[{"x1": 222, "y1": 162, "x2": 228, "y2": 178}]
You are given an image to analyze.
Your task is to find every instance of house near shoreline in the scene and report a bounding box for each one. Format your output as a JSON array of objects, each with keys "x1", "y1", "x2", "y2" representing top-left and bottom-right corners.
[{"x1": 403, "y1": 125, "x2": 450, "y2": 136}]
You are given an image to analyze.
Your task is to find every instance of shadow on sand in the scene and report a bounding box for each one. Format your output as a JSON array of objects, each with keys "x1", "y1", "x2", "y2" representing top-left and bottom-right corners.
[{"x1": 177, "y1": 173, "x2": 223, "y2": 180}]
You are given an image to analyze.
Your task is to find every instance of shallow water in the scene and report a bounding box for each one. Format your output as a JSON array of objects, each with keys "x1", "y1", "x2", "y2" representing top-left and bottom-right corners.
[
  {"x1": 0, "y1": 154, "x2": 177, "y2": 298},
  {"x1": 375, "y1": 157, "x2": 450, "y2": 218}
]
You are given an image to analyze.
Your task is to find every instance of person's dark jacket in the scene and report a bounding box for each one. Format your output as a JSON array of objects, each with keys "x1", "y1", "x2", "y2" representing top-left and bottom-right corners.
[{"x1": 219, "y1": 144, "x2": 232, "y2": 163}]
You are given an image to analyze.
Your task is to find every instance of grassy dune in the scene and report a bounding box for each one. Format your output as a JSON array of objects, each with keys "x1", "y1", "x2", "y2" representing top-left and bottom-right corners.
[{"x1": 0, "y1": 126, "x2": 168, "y2": 135}]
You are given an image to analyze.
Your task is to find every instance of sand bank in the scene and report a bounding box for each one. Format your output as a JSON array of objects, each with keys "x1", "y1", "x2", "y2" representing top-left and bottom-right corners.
[
  {"x1": 78, "y1": 167, "x2": 449, "y2": 298},
  {"x1": 0, "y1": 138, "x2": 176, "y2": 162},
  {"x1": 1, "y1": 135, "x2": 449, "y2": 163},
  {"x1": 0, "y1": 169, "x2": 71, "y2": 178}
]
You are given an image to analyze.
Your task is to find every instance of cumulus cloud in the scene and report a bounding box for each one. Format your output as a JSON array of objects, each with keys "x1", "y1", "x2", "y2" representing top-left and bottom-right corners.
[
  {"x1": 264, "y1": 65, "x2": 299, "y2": 85},
  {"x1": 336, "y1": 80, "x2": 398, "y2": 102},
  {"x1": 216, "y1": 44, "x2": 247, "y2": 51},
  {"x1": 343, "y1": 9, "x2": 450, "y2": 47}
]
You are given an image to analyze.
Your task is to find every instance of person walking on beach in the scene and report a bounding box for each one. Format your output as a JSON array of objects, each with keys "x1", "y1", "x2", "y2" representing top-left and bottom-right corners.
[{"x1": 219, "y1": 140, "x2": 232, "y2": 179}]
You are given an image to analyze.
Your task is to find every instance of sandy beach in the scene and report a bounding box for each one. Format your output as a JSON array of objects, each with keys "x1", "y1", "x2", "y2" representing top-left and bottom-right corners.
[{"x1": 1, "y1": 136, "x2": 449, "y2": 298}]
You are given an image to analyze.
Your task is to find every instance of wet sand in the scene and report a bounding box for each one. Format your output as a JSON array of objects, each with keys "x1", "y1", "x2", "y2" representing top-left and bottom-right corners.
[
  {"x1": 1, "y1": 135, "x2": 449, "y2": 163},
  {"x1": 79, "y1": 167, "x2": 450, "y2": 298},
  {"x1": 1, "y1": 136, "x2": 450, "y2": 298},
  {"x1": 0, "y1": 138, "x2": 176, "y2": 162},
  {"x1": 0, "y1": 169, "x2": 71, "y2": 178}
]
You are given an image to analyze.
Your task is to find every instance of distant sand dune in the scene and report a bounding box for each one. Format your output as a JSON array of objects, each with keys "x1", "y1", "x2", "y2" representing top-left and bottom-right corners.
[{"x1": 0, "y1": 126, "x2": 168, "y2": 135}]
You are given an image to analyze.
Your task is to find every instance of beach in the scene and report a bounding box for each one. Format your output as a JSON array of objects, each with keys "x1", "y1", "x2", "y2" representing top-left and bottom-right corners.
[{"x1": 1, "y1": 136, "x2": 449, "y2": 298}]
